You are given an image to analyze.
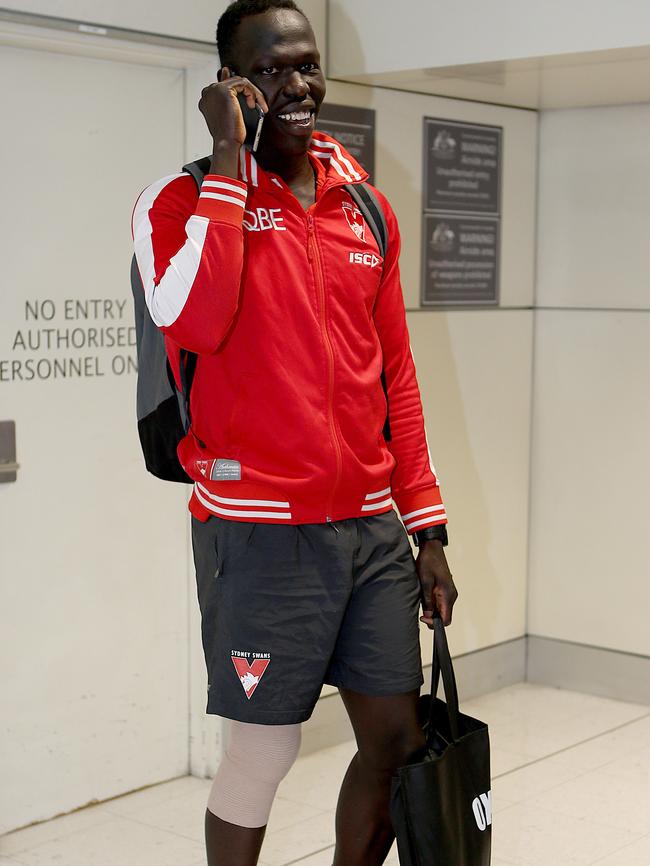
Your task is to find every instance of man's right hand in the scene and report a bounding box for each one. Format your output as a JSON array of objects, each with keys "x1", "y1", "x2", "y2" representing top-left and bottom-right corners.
[{"x1": 199, "y1": 67, "x2": 268, "y2": 177}]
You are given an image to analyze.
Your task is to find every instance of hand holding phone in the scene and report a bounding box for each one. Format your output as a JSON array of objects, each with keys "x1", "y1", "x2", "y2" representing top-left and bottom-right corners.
[
  {"x1": 199, "y1": 67, "x2": 268, "y2": 150},
  {"x1": 199, "y1": 70, "x2": 268, "y2": 176},
  {"x1": 236, "y1": 93, "x2": 265, "y2": 153}
]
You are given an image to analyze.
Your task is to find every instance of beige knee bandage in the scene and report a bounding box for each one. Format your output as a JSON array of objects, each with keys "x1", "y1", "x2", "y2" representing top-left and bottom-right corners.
[{"x1": 207, "y1": 719, "x2": 302, "y2": 828}]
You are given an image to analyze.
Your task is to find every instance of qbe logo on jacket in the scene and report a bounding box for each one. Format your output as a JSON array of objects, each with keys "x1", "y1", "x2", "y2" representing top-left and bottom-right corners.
[
  {"x1": 349, "y1": 251, "x2": 381, "y2": 268},
  {"x1": 243, "y1": 207, "x2": 286, "y2": 232},
  {"x1": 472, "y1": 790, "x2": 492, "y2": 831}
]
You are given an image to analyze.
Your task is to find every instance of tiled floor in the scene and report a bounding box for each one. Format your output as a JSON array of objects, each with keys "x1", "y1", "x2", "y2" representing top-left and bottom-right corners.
[{"x1": 1, "y1": 683, "x2": 648, "y2": 865}]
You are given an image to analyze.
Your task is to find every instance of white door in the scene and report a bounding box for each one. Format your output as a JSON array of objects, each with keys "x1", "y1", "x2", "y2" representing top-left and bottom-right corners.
[{"x1": 0, "y1": 37, "x2": 193, "y2": 832}]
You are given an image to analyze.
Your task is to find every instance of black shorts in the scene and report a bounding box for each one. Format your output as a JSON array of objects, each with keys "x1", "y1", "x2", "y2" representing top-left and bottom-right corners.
[{"x1": 191, "y1": 509, "x2": 424, "y2": 725}]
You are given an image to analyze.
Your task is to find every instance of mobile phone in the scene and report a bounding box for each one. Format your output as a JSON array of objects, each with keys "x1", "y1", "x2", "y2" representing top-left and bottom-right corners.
[{"x1": 237, "y1": 92, "x2": 265, "y2": 153}]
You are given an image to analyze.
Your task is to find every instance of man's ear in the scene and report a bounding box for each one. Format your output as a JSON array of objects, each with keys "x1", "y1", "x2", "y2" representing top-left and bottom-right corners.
[{"x1": 218, "y1": 66, "x2": 232, "y2": 82}]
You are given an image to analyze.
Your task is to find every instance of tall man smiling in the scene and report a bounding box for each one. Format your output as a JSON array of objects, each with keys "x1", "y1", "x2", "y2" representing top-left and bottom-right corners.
[{"x1": 131, "y1": 2, "x2": 458, "y2": 864}]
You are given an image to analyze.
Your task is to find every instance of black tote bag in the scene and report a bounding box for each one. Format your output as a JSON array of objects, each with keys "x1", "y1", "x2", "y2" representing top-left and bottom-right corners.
[{"x1": 389, "y1": 618, "x2": 492, "y2": 866}]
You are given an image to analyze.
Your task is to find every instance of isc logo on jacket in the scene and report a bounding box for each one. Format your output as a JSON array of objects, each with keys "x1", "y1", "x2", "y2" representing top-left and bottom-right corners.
[{"x1": 349, "y1": 251, "x2": 381, "y2": 268}]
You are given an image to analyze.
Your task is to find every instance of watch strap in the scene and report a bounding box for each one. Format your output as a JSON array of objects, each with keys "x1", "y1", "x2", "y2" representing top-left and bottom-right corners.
[{"x1": 413, "y1": 524, "x2": 448, "y2": 547}]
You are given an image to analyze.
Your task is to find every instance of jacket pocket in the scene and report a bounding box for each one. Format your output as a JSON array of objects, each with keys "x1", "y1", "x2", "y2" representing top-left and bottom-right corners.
[
  {"x1": 213, "y1": 518, "x2": 226, "y2": 579},
  {"x1": 214, "y1": 519, "x2": 259, "y2": 580}
]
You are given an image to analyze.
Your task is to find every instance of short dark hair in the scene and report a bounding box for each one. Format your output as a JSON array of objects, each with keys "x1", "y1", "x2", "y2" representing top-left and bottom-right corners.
[{"x1": 216, "y1": 0, "x2": 308, "y2": 70}]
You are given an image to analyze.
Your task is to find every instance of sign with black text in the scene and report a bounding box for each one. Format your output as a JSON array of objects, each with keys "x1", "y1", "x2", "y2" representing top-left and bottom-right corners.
[
  {"x1": 422, "y1": 118, "x2": 502, "y2": 306},
  {"x1": 422, "y1": 215, "x2": 499, "y2": 305}
]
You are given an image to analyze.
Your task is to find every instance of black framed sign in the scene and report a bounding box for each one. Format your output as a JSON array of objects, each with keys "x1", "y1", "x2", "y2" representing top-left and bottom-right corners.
[
  {"x1": 422, "y1": 215, "x2": 499, "y2": 305},
  {"x1": 316, "y1": 103, "x2": 376, "y2": 183},
  {"x1": 421, "y1": 118, "x2": 502, "y2": 306}
]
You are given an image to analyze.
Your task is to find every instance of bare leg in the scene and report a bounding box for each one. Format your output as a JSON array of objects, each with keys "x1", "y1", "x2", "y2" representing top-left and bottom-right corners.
[
  {"x1": 333, "y1": 688, "x2": 425, "y2": 866},
  {"x1": 205, "y1": 809, "x2": 267, "y2": 866}
]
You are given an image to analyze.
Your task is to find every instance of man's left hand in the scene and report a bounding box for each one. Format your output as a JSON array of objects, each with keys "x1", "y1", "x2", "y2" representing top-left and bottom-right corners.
[{"x1": 415, "y1": 540, "x2": 458, "y2": 627}]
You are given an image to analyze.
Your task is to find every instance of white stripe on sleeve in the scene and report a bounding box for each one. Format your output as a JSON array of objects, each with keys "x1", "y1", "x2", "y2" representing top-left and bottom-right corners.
[
  {"x1": 132, "y1": 174, "x2": 211, "y2": 328},
  {"x1": 202, "y1": 179, "x2": 248, "y2": 197},
  {"x1": 400, "y1": 504, "x2": 446, "y2": 521},
  {"x1": 199, "y1": 192, "x2": 246, "y2": 207},
  {"x1": 404, "y1": 513, "x2": 447, "y2": 531},
  {"x1": 409, "y1": 344, "x2": 441, "y2": 483}
]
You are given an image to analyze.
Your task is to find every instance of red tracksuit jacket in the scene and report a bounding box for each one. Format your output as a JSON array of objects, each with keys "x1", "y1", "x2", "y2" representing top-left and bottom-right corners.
[{"x1": 131, "y1": 131, "x2": 447, "y2": 534}]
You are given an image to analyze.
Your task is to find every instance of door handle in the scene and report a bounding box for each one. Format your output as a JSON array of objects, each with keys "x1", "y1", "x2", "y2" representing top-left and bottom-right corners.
[{"x1": 0, "y1": 421, "x2": 18, "y2": 482}]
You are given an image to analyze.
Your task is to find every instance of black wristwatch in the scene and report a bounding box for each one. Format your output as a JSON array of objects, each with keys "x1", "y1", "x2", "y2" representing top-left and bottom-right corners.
[{"x1": 413, "y1": 524, "x2": 448, "y2": 548}]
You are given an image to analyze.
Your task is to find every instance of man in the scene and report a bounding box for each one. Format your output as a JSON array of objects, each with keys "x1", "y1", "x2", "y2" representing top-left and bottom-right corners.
[{"x1": 131, "y1": 1, "x2": 458, "y2": 864}]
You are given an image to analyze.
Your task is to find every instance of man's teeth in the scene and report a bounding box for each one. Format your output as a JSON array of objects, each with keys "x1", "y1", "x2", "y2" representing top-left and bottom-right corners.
[{"x1": 279, "y1": 111, "x2": 311, "y2": 121}]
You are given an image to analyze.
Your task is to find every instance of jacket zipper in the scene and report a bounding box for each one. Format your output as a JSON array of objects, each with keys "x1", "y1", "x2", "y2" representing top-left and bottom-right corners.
[{"x1": 306, "y1": 212, "x2": 342, "y2": 522}]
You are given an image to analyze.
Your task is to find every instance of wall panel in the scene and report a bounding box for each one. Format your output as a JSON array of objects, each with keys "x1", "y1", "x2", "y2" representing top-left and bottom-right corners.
[
  {"x1": 329, "y1": 0, "x2": 650, "y2": 75},
  {"x1": 0, "y1": 0, "x2": 327, "y2": 58},
  {"x1": 528, "y1": 310, "x2": 650, "y2": 656},
  {"x1": 537, "y1": 105, "x2": 650, "y2": 310},
  {"x1": 410, "y1": 310, "x2": 533, "y2": 654}
]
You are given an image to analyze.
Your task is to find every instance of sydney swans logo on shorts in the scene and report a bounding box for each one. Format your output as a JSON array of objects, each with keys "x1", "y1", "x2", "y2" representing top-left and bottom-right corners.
[
  {"x1": 231, "y1": 650, "x2": 271, "y2": 699},
  {"x1": 342, "y1": 200, "x2": 366, "y2": 242}
]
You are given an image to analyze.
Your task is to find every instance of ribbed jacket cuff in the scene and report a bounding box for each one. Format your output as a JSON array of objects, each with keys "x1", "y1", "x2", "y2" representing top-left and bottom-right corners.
[
  {"x1": 395, "y1": 487, "x2": 447, "y2": 534},
  {"x1": 194, "y1": 175, "x2": 247, "y2": 226}
]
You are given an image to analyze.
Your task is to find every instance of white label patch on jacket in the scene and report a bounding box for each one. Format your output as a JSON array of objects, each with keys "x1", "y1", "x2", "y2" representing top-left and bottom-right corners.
[
  {"x1": 211, "y1": 459, "x2": 242, "y2": 481},
  {"x1": 243, "y1": 207, "x2": 286, "y2": 232},
  {"x1": 349, "y1": 251, "x2": 381, "y2": 268},
  {"x1": 342, "y1": 200, "x2": 366, "y2": 242}
]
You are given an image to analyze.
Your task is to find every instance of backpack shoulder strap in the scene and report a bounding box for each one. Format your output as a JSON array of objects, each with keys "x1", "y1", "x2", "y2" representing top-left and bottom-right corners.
[
  {"x1": 181, "y1": 155, "x2": 212, "y2": 192},
  {"x1": 343, "y1": 182, "x2": 393, "y2": 442},
  {"x1": 343, "y1": 182, "x2": 388, "y2": 259}
]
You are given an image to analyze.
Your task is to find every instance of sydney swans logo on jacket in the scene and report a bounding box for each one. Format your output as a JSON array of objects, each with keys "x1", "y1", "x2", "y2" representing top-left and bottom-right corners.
[
  {"x1": 342, "y1": 200, "x2": 366, "y2": 242},
  {"x1": 231, "y1": 650, "x2": 271, "y2": 699}
]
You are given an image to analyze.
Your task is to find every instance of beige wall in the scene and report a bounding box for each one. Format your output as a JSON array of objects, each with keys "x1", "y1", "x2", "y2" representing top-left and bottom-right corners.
[
  {"x1": 329, "y1": 0, "x2": 650, "y2": 75},
  {"x1": 0, "y1": 0, "x2": 327, "y2": 54},
  {"x1": 323, "y1": 81, "x2": 538, "y2": 657},
  {"x1": 529, "y1": 105, "x2": 650, "y2": 657}
]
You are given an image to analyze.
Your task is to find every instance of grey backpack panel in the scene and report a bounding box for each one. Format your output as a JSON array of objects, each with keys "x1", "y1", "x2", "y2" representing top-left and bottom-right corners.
[
  {"x1": 132, "y1": 256, "x2": 175, "y2": 422},
  {"x1": 130, "y1": 159, "x2": 210, "y2": 482}
]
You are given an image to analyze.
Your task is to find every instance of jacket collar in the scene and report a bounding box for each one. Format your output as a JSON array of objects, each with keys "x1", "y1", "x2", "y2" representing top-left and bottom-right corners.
[{"x1": 237, "y1": 130, "x2": 369, "y2": 195}]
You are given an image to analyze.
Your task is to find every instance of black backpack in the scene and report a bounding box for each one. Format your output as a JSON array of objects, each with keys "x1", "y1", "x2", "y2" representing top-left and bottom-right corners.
[{"x1": 130, "y1": 156, "x2": 391, "y2": 483}]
